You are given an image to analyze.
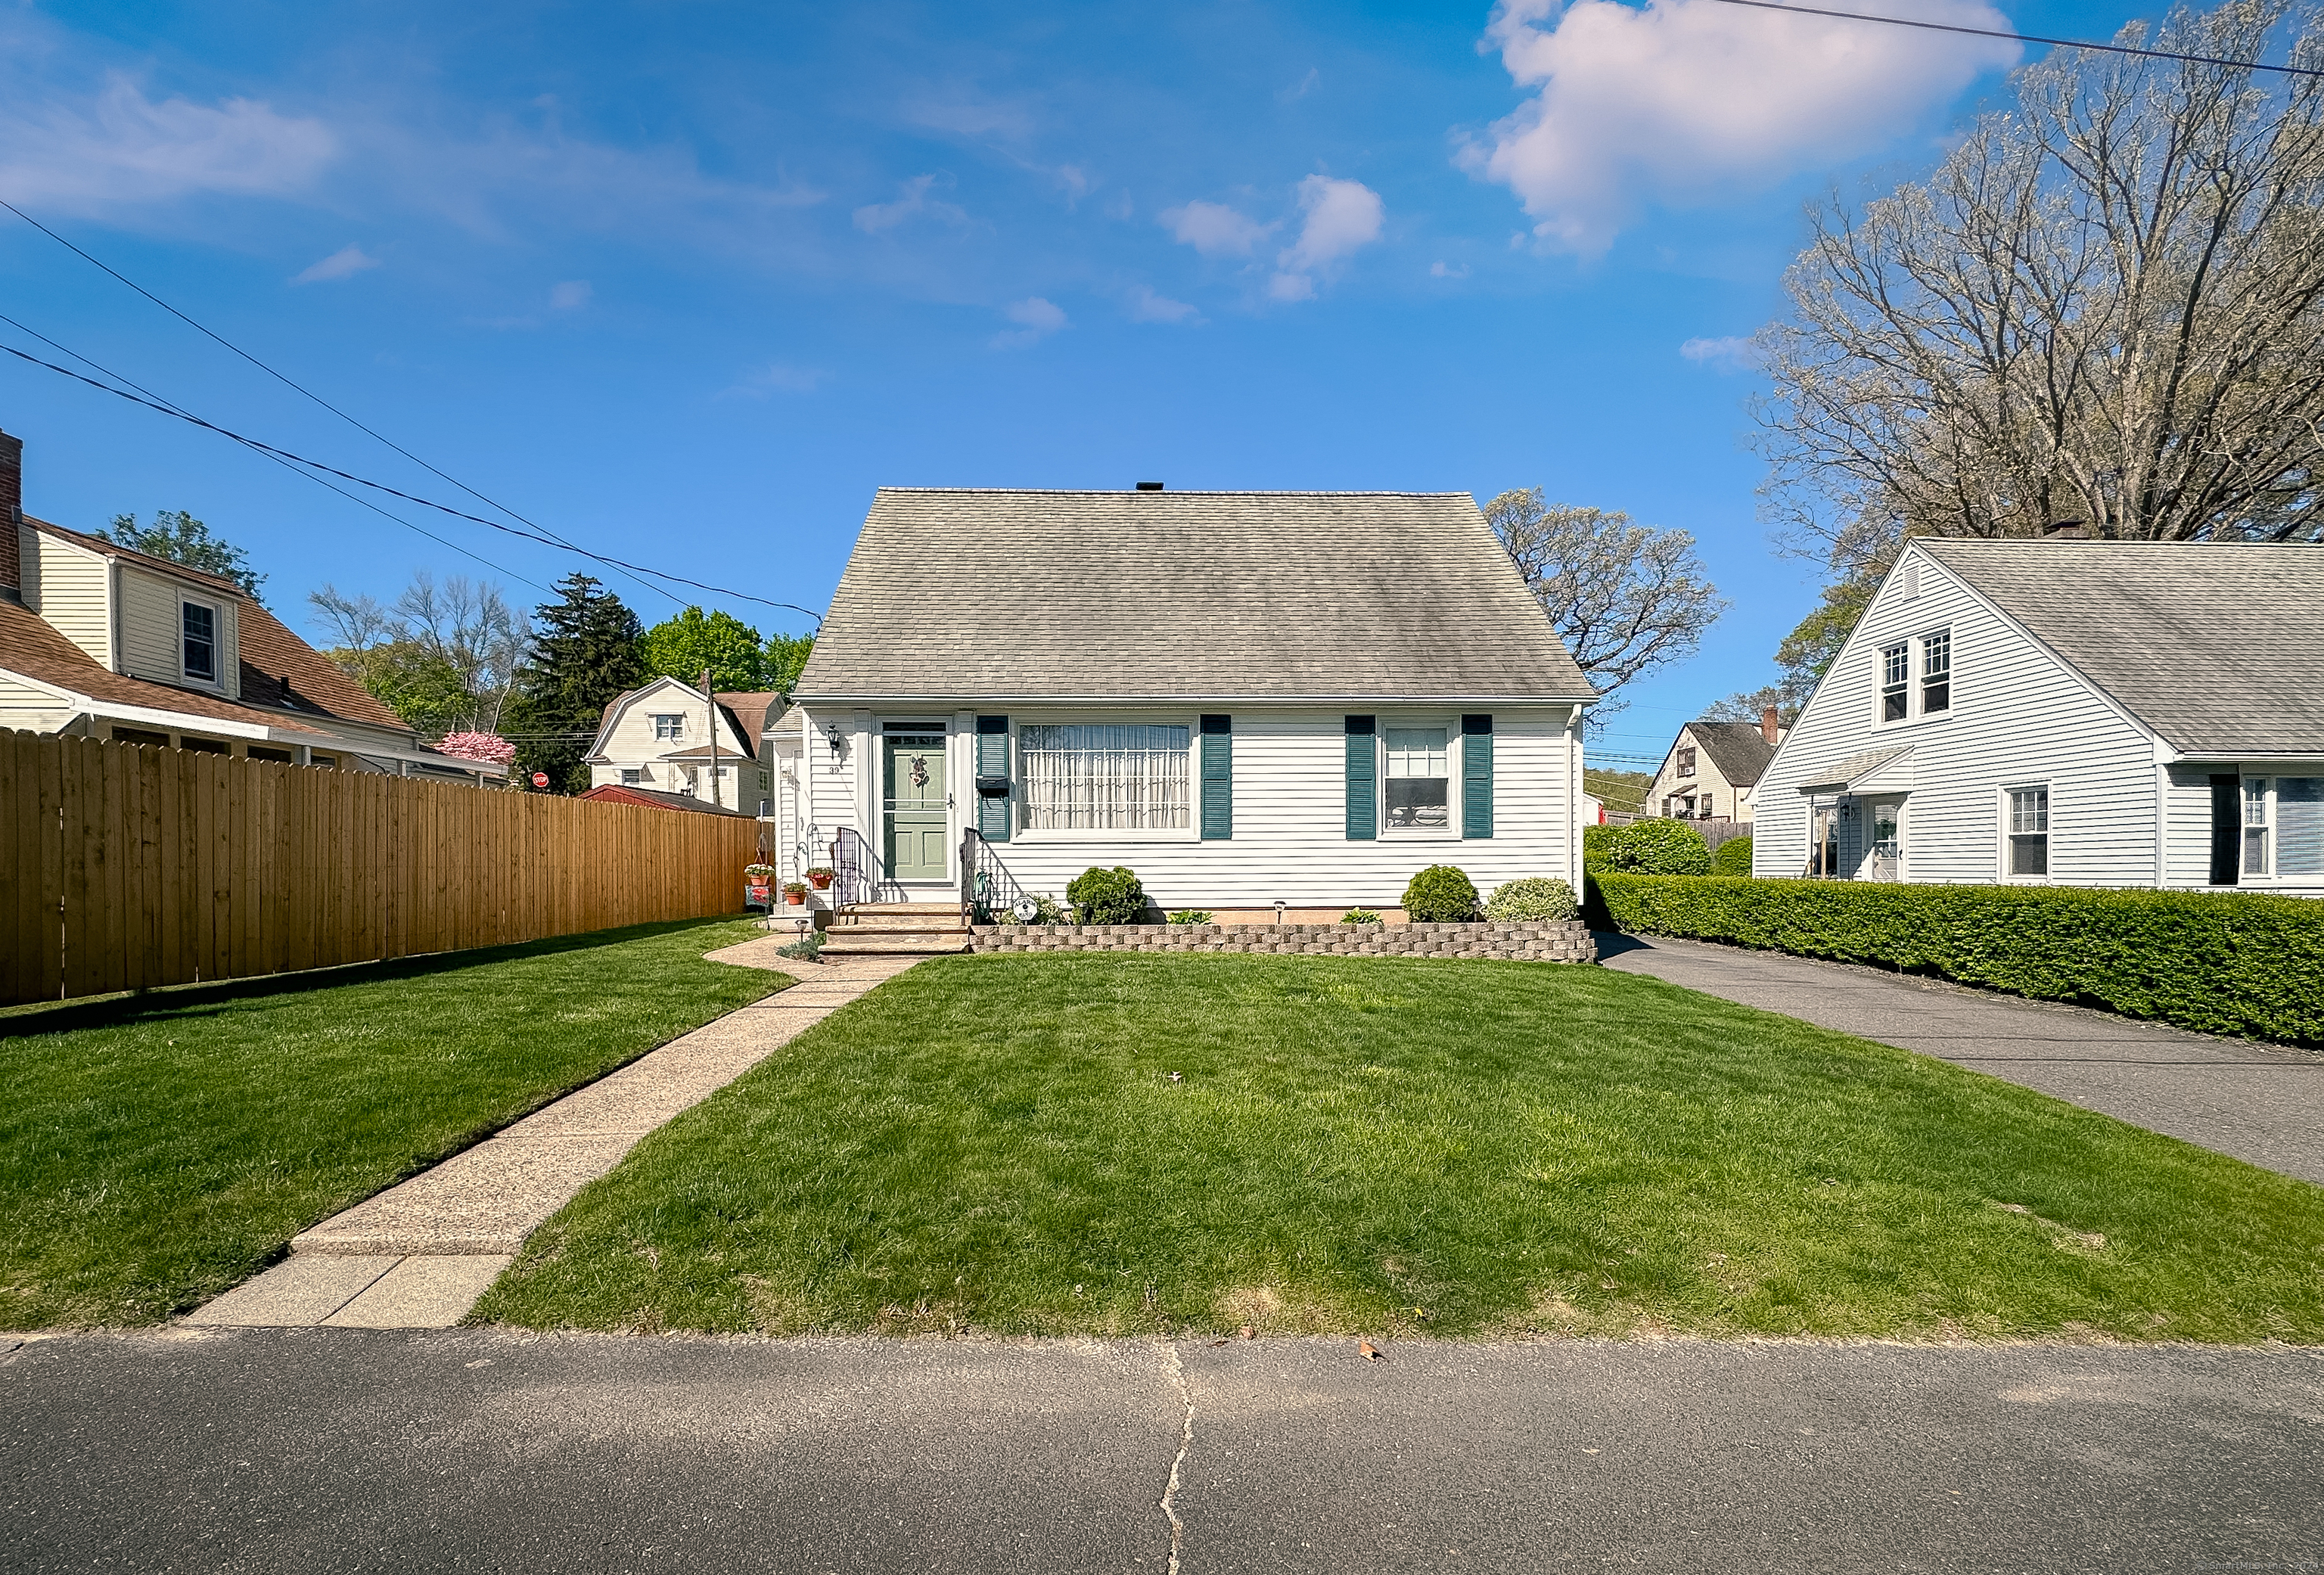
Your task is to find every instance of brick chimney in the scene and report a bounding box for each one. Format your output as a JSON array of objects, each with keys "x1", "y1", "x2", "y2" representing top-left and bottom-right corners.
[
  {"x1": 1760, "y1": 704, "x2": 1781, "y2": 747},
  {"x1": 0, "y1": 426, "x2": 20, "y2": 603}
]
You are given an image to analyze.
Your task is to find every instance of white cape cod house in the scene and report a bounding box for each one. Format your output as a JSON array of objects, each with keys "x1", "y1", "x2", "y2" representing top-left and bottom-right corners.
[
  {"x1": 767, "y1": 487, "x2": 1597, "y2": 922},
  {"x1": 1754, "y1": 539, "x2": 2324, "y2": 893}
]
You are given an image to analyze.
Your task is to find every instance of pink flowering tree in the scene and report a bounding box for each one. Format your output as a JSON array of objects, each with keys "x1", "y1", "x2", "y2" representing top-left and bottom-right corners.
[{"x1": 434, "y1": 731, "x2": 517, "y2": 766}]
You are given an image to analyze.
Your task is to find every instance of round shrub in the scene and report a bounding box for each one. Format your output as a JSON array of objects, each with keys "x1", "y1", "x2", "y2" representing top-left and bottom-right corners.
[
  {"x1": 1067, "y1": 865, "x2": 1148, "y2": 924},
  {"x1": 1712, "y1": 834, "x2": 1754, "y2": 877},
  {"x1": 1401, "y1": 865, "x2": 1480, "y2": 922},
  {"x1": 1484, "y1": 877, "x2": 1579, "y2": 921},
  {"x1": 1607, "y1": 819, "x2": 1713, "y2": 876}
]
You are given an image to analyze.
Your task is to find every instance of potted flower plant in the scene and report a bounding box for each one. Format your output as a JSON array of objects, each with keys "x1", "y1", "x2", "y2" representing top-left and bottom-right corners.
[
  {"x1": 805, "y1": 866, "x2": 836, "y2": 891},
  {"x1": 782, "y1": 880, "x2": 809, "y2": 906}
]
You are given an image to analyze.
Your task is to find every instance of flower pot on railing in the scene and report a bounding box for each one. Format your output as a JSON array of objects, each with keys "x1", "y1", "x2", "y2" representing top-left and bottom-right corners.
[{"x1": 805, "y1": 867, "x2": 835, "y2": 890}]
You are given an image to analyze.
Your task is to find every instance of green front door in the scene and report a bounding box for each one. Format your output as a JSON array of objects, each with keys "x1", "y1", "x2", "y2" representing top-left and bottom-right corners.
[{"x1": 883, "y1": 732, "x2": 949, "y2": 881}]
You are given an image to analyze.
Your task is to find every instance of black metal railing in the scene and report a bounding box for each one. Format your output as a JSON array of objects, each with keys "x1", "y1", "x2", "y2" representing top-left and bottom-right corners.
[
  {"x1": 959, "y1": 828, "x2": 1031, "y2": 924},
  {"x1": 831, "y1": 826, "x2": 872, "y2": 909}
]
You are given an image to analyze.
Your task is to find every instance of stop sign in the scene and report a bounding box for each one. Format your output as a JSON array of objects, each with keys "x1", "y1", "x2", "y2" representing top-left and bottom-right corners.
[{"x1": 531, "y1": 772, "x2": 549, "y2": 788}]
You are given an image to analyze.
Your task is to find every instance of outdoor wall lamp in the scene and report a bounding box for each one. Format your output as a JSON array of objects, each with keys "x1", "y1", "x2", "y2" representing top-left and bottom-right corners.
[{"x1": 825, "y1": 724, "x2": 844, "y2": 761}]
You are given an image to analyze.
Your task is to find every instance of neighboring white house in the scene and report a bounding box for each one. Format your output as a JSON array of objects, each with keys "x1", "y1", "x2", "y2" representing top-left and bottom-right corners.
[
  {"x1": 1640, "y1": 713, "x2": 1784, "y2": 825},
  {"x1": 775, "y1": 486, "x2": 1598, "y2": 921},
  {"x1": 585, "y1": 676, "x2": 778, "y2": 812},
  {"x1": 0, "y1": 427, "x2": 502, "y2": 781},
  {"x1": 1754, "y1": 538, "x2": 2324, "y2": 893}
]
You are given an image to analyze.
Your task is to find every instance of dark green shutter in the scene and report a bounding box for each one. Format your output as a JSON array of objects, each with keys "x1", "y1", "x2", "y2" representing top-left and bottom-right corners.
[
  {"x1": 1345, "y1": 716, "x2": 1376, "y2": 840},
  {"x1": 1462, "y1": 714, "x2": 1493, "y2": 839},
  {"x1": 2210, "y1": 773, "x2": 2239, "y2": 885},
  {"x1": 1200, "y1": 714, "x2": 1232, "y2": 840},
  {"x1": 976, "y1": 715, "x2": 1011, "y2": 841}
]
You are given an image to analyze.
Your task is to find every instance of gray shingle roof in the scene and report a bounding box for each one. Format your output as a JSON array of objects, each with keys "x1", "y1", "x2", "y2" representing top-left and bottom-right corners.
[
  {"x1": 793, "y1": 489, "x2": 1596, "y2": 704},
  {"x1": 1796, "y1": 745, "x2": 1912, "y2": 794},
  {"x1": 1684, "y1": 721, "x2": 1777, "y2": 788},
  {"x1": 1919, "y1": 540, "x2": 2324, "y2": 754}
]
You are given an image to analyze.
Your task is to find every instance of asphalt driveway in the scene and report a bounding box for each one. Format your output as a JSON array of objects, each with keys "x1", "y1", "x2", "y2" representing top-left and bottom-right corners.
[
  {"x1": 1599, "y1": 933, "x2": 2324, "y2": 1185},
  {"x1": 7, "y1": 1327, "x2": 2324, "y2": 1573}
]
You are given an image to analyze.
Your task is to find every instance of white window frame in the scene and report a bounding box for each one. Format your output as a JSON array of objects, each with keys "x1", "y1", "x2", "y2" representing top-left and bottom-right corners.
[
  {"x1": 1381, "y1": 720, "x2": 1457, "y2": 839},
  {"x1": 1920, "y1": 628, "x2": 1952, "y2": 716},
  {"x1": 1999, "y1": 782, "x2": 2052, "y2": 883},
  {"x1": 179, "y1": 595, "x2": 223, "y2": 688},
  {"x1": 2239, "y1": 773, "x2": 2324, "y2": 884},
  {"x1": 1878, "y1": 641, "x2": 1910, "y2": 725},
  {"x1": 651, "y1": 713, "x2": 685, "y2": 742},
  {"x1": 621, "y1": 767, "x2": 647, "y2": 786},
  {"x1": 1012, "y1": 716, "x2": 1199, "y2": 843}
]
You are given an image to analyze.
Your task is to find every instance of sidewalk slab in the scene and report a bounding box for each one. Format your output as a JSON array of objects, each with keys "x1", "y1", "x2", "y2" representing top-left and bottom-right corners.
[
  {"x1": 183, "y1": 1256, "x2": 400, "y2": 1327},
  {"x1": 321, "y1": 1256, "x2": 513, "y2": 1328}
]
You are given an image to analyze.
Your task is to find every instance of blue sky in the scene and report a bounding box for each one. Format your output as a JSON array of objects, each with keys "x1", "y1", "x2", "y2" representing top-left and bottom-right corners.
[{"x1": 1, "y1": 0, "x2": 2165, "y2": 766}]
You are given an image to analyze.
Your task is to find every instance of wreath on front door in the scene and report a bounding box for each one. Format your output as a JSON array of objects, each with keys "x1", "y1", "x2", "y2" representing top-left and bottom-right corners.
[{"x1": 909, "y1": 754, "x2": 930, "y2": 788}]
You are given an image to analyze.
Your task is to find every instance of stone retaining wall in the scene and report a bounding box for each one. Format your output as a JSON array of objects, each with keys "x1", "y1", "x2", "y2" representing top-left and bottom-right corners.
[{"x1": 969, "y1": 920, "x2": 1596, "y2": 963}]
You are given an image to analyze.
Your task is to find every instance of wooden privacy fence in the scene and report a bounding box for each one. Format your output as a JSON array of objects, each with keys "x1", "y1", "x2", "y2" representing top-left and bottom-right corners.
[{"x1": 2, "y1": 729, "x2": 764, "y2": 1006}]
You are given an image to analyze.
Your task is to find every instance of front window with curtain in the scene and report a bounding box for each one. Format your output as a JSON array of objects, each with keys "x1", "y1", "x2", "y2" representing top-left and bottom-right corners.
[
  {"x1": 2247, "y1": 776, "x2": 2324, "y2": 878},
  {"x1": 1018, "y1": 723, "x2": 1191, "y2": 830},
  {"x1": 1384, "y1": 727, "x2": 1449, "y2": 830}
]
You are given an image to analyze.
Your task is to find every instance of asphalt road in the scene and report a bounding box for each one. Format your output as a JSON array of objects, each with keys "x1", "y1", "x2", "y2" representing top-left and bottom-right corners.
[
  {"x1": 1598, "y1": 933, "x2": 2324, "y2": 1185},
  {"x1": 8, "y1": 1327, "x2": 2324, "y2": 1573}
]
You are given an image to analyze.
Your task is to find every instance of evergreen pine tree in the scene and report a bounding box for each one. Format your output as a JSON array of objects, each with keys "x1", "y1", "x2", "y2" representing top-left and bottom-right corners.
[{"x1": 507, "y1": 574, "x2": 645, "y2": 792}]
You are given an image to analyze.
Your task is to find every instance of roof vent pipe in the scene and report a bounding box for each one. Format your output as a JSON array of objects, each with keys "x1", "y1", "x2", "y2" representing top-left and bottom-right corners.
[{"x1": 1136, "y1": 480, "x2": 1164, "y2": 491}]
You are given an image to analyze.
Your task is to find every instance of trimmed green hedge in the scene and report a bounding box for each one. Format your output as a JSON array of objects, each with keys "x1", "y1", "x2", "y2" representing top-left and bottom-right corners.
[{"x1": 1594, "y1": 874, "x2": 2324, "y2": 1047}]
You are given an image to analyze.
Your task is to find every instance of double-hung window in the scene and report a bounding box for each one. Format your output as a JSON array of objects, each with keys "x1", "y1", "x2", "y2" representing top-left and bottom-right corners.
[
  {"x1": 1880, "y1": 643, "x2": 1909, "y2": 722},
  {"x1": 1921, "y1": 629, "x2": 1951, "y2": 713},
  {"x1": 652, "y1": 713, "x2": 685, "y2": 742},
  {"x1": 2006, "y1": 786, "x2": 2049, "y2": 878},
  {"x1": 1384, "y1": 727, "x2": 1450, "y2": 831},
  {"x1": 2245, "y1": 776, "x2": 2324, "y2": 879},
  {"x1": 1676, "y1": 746, "x2": 1697, "y2": 778},
  {"x1": 182, "y1": 602, "x2": 217, "y2": 683},
  {"x1": 1019, "y1": 723, "x2": 1191, "y2": 831}
]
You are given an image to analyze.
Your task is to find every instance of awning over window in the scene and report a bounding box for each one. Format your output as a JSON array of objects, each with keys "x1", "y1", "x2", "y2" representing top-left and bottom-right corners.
[{"x1": 1796, "y1": 745, "x2": 1913, "y2": 796}]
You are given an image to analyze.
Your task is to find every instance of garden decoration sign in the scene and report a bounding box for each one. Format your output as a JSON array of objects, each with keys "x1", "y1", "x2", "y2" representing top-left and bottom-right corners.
[{"x1": 744, "y1": 864, "x2": 775, "y2": 911}]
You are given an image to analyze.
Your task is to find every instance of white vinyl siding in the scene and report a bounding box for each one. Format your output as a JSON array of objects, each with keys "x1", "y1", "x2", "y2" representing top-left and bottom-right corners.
[
  {"x1": 21, "y1": 530, "x2": 112, "y2": 667},
  {"x1": 117, "y1": 563, "x2": 236, "y2": 693},
  {"x1": 1757, "y1": 548, "x2": 2160, "y2": 886},
  {"x1": 791, "y1": 704, "x2": 1580, "y2": 906}
]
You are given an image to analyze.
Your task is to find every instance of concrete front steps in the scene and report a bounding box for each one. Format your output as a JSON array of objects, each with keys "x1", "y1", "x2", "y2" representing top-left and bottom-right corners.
[{"x1": 822, "y1": 901, "x2": 972, "y2": 955}]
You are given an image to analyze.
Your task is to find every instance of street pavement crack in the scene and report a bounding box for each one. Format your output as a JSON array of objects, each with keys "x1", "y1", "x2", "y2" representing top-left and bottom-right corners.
[{"x1": 1159, "y1": 1340, "x2": 1194, "y2": 1575}]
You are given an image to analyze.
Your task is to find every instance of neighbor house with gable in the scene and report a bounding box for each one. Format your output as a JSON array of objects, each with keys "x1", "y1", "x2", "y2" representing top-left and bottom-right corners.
[
  {"x1": 1754, "y1": 537, "x2": 2324, "y2": 892},
  {"x1": 585, "y1": 677, "x2": 781, "y2": 812},
  {"x1": 766, "y1": 486, "x2": 1599, "y2": 924}
]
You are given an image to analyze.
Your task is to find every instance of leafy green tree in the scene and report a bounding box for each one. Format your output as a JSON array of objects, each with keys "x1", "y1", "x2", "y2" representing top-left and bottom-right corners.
[
  {"x1": 310, "y1": 572, "x2": 527, "y2": 735},
  {"x1": 642, "y1": 606, "x2": 769, "y2": 692},
  {"x1": 101, "y1": 511, "x2": 266, "y2": 599},
  {"x1": 332, "y1": 644, "x2": 474, "y2": 735},
  {"x1": 763, "y1": 631, "x2": 814, "y2": 695},
  {"x1": 506, "y1": 575, "x2": 645, "y2": 793}
]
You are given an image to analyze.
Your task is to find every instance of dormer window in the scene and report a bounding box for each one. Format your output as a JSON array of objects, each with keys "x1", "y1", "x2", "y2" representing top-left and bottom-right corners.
[
  {"x1": 653, "y1": 713, "x2": 685, "y2": 741},
  {"x1": 182, "y1": 602, "x2": 216, "y2": 682}
]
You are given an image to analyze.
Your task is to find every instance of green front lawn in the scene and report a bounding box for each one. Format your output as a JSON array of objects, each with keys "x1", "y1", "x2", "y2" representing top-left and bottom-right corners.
[
  {"x1": 477, "y1": 954, "x2": 2324, "y2": 1342},
  {"x1": 0, "y1": 917, "x2": 780, "y2": 1328}
]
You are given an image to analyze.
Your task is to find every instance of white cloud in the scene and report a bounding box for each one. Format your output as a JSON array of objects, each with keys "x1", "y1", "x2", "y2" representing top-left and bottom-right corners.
[
  {"x1": 548, "y1": 279, "x2": 592, "y2": 310},
  {"x1": 1431, "y1": 260, "x2": 1470, "y2": 279},
  {"x1": 853, "y1": 172, "x2": 966, "y2": 234},
  {"x1": 1160, "y1": 199, "x2": 1269, "y2": 258},
  {"x1": 1679, "y1": 334, "x2": 1761, "y2": 371},
  {"x1": 1465, "y1": 0, "x2": 2019, "y2": 255},
  {"x1": 0, "y1": 75, "x2": 335, "y2": 210},
  {"x1": 1271, "y1": 175, "x2": 1384, "y2": 300},
  {"x1": 1126, "y1": 285, "x2": 1201, "y2": 324},
  {"x1": 292, "y1": 244, "x2": 378, "y2": 284},
  {"x1": 990, "y1": 295, "x2": 1067, "y2": 348}
]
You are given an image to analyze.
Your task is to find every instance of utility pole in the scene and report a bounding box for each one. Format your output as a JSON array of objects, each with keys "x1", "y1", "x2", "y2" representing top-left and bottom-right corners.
[{"x1": 701, "y1": 666, "x2": 721, "y2": 810}]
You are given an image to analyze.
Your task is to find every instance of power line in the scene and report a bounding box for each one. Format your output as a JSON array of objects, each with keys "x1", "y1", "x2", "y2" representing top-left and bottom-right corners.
[
  {"x1": 0, "y1": 197, "x2": 681, "y2": 613},
  {"x1": 0, "y1": 337, "x2": 825, "y2": 623},
  {"x1": 1700, "y1": 0, "x2": 2324, "y2": 81},
  {"x1": 0, "y1": 310, "x2": 551, "y2": 595}
]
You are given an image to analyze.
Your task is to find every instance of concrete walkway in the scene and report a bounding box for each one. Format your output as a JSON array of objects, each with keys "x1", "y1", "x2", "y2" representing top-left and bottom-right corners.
[
  {"x1": 186, "y1": 944, "x2": 922, "y2": 1331},
  {"x1": 1599, "y1": 933, "x2": 2324, "y2": 1184},
  {"x1": 8, "y1": 1328, "x2": 2322, "y2": 1573}
]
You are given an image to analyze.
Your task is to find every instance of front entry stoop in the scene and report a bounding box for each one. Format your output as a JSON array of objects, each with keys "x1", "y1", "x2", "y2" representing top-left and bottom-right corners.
[{"x1": 822, "y1": 902, "x2": 972, "y2": 955}]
